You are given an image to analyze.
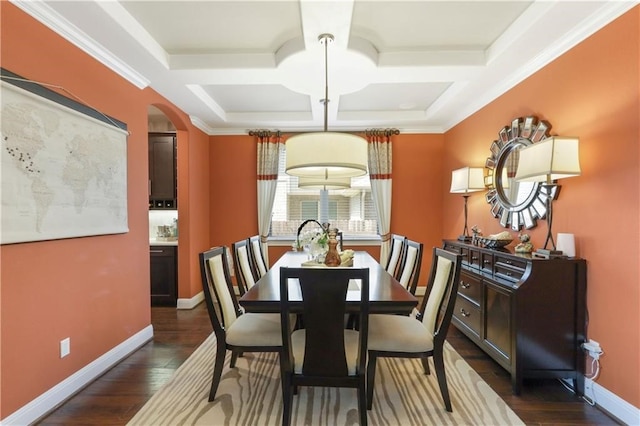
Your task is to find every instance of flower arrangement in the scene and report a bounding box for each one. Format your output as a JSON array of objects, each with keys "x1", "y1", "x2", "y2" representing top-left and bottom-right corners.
[{"x1": 293, "y1": 219, "x2": 329, "y2": 251}]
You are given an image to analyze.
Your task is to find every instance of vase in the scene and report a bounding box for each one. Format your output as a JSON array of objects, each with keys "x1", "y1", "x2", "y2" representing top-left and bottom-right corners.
[{"x1": 324, "y1": 232, "x2": 341, "y2": 267}]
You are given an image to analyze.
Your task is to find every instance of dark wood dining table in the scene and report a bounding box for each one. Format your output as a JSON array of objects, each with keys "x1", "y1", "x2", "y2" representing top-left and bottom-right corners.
[{"x1": 239, "y1": 250, "x2": 418, "y2": 314}]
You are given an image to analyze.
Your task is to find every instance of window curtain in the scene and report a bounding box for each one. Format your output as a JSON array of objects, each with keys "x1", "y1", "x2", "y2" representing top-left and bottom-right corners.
[
  {"x1": 367, "y1": 130, "x2": 393, "y2": 265},
  {"x1": 256, "y1": 131, "x2": 282, "y2": 265}
]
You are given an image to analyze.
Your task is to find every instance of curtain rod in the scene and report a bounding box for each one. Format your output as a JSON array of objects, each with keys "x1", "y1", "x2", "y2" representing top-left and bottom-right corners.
[{"x1": 248, "y1": 128, "x2": 400, "y2": 137}]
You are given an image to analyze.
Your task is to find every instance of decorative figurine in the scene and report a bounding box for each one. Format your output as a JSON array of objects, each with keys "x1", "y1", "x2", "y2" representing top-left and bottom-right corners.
[
  {"x1": 471, "y1": 225, "x2": 483, "y2": 245},
  {"x1": 515, "y1": 232, "x2": 534, "y2": 253}
]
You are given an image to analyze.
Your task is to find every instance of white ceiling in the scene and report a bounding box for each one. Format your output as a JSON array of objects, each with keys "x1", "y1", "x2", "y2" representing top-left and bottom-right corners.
[{"x1": 13, "y1": 0, "x2": 637, "y2": 135}]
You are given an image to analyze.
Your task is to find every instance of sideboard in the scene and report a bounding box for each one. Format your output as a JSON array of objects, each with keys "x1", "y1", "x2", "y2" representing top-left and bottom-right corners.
[{"x1": 442, "y1": 240, "x2": 587, "y2": 395}]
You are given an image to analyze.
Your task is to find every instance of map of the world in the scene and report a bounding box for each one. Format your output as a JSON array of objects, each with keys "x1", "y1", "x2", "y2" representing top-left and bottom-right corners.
[{"x1": 1, "y1": 80, "x2": 128, "y2": 244}]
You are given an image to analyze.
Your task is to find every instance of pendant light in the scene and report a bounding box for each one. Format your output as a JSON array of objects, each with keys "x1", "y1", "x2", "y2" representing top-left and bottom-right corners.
[
  {"x1": 285, "y1": 34, "x2": 368, "y2": 179},
  {"x1": 298, "y1": 175, "x2": 351, "y2": 190}
]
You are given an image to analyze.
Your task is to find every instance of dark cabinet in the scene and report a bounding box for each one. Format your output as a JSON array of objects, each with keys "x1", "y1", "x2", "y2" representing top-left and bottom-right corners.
[
  {"x1": 150, "y1": 245, "x2": 177, "y2": 306},
  {"x1": 443, "y1": 240, "x2": 586, "y2": 395},
  {"x1": 149, "y1": 133, "x2": 176, "y2": 209}
]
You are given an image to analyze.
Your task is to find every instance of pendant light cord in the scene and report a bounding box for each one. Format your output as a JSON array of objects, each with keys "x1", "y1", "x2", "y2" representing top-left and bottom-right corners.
[{"x1": 318, "y1": 33, "x2": 334, "y2": 132}]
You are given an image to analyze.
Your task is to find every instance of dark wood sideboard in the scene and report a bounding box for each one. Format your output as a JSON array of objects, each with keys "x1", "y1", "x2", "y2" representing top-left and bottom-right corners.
[{"x1": 442, "y1": 240, "x2": 587, "y2": 395}]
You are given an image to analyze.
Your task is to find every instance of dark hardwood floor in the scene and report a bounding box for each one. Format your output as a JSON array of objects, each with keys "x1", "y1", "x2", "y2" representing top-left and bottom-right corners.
[{"x1": 37, "y1": 303, "x2": 618, "y2": 425}]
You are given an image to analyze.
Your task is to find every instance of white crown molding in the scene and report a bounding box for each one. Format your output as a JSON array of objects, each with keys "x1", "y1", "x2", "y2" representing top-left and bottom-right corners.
[
  {"x1": 10, "y1": 0, "x2": 149, "y2": 89},
  {"x1": 441, "y1": 1, "x2": 640, "y2": 132},
  {"x1": 1, "y1": 325, "x2": 153, "y2": 425},
  {"x1": 189, "y1": 116, "x2": 217, "y2": 136}
]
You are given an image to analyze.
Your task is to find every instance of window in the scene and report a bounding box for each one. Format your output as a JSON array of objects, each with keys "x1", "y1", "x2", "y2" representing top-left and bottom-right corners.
[{"x1": 270, "y1": 147, "x2": 378, "y2": 238}]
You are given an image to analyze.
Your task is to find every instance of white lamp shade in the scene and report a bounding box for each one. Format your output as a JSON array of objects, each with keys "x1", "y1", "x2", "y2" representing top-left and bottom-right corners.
[
  {"x1": 556, "y1": 233, "x2": 576, "y2": 257},
  {"x1": 450, "y1": 167, "x2": 485, "y2": 193},
  {"x1": 285, "y1": 132, "x2": 368, "y2": 178},
  {"x1": 298, "y1": 176, "x2": 351, "y2": 190},
  {"x1": 515, "y1": 137, "x2": 581, "y2": 183}
]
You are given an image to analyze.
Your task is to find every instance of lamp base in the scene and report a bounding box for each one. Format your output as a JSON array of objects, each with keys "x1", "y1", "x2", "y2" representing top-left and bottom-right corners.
[
  {"x1": 457, "y1": 235, "x2": 472, "y2": 242},
  {"x1": 532, "y1": 248, "x2": 566, "y2": 259}
]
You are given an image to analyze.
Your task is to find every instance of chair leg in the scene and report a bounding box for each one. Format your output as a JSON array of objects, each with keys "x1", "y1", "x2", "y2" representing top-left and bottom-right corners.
[
  {"x1": 366, "y1": 353, "x2": 377, "y2": 410},
  {"x1": 421, "y1": 356, "x2": 431, "y2": 375},
  {"x1": 433, "y1": 349, "x2": 452, "y2": 412},
  {"x1": 230, "y1": 349, "x2": 240, "y2": 368},
  {"x1": 209, "y1": 345, "x2": 227, "y2": 401},
  {"x1": 281, "y1": 377, "x2": 293, "y2": 426},
  {"x1": 357, "y1": 375, "x2": 368, "y2": 425}
]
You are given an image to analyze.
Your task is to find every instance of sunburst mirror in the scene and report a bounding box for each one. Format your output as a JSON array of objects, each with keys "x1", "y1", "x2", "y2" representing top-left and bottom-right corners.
[{"x1": 485, "y1": 116, "x2": 558, "y2": 230}]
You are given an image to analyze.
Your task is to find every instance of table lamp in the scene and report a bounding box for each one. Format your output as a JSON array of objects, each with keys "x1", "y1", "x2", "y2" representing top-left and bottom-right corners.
[
  {"x1": 515, "y1": 136, "x2": 580, "y2": 258},
  {"x1": 450, "y1": 167, "x2": 486, "y2": 242}
]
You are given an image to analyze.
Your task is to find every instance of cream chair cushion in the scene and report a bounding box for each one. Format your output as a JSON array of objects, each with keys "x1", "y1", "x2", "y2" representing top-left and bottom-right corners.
[
  {"x1": 291, "y1": 329, "x2": 361, "y2": 375},
  {"x1": 386, "y1": 238, "x2": 403, "y2": 274},
  {"x1": 398, "y1": 244, "x2": 418, "y2": 287},
  {"x1": 421, "y1": 256, "x2": 452, "y2": 331},
  {"x1": 207, "y1": 256, "x2": 237, "y2": 329},
  {"x1": 226, "y1": 313, "x2": 282, "y2": 347},
  {"x1": 237, "y1": 245, "x2": 256, "y2": 289},
  {"x1": 368, "y1": 314, "x2": 434, "y2": 353},
  {"x1": 251, "y1": 239, "x2": 268, "y2": 277}
]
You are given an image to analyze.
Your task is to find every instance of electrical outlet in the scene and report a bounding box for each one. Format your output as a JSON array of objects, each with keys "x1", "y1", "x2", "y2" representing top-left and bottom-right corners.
[{"x1": 60, "y1": 337, "x2": 71, "y2": 358}]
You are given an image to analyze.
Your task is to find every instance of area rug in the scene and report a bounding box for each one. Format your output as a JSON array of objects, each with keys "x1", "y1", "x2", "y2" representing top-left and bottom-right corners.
[{"x1": 128, "y1": 333, "x2": 524, "y2": 425}]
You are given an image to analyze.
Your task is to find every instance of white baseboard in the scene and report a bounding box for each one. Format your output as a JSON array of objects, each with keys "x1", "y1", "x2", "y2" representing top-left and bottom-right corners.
[
  {"x1": 584, "y1": 377, "x2": 640, "y2": 425},
  {"x1": 1, "y1": 325, "x2": 153, "y2": 426},
  {"x1": 177, "y1": 291, "x2": 204, "y2": 309}
]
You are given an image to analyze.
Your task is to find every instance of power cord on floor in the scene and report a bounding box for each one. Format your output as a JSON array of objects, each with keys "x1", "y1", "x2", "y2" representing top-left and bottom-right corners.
[
  {"x1": 582, "y1": 356, "x2": 601, "y2": 406},
  {"x1": 556, "y1": 353, "x2": 601, "y2": 407}
]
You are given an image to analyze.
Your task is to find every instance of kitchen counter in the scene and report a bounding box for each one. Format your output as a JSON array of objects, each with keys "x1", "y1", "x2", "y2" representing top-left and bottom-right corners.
[{"x1": 150, "y1": 239, "x2": 178, "y2": 246}]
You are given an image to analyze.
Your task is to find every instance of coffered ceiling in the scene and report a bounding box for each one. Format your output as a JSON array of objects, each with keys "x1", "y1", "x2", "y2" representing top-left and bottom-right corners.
[{"x1": 12, "y1": 1, "x2": 636, "y2": 135}]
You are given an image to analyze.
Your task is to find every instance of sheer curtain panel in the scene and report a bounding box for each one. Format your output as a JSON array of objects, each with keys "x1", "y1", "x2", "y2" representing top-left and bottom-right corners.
[
  {"x1": 256, "y1": 131, "x2": 282, "y2": 265},
  {"x1": 367, "y1": 131, "x2": 393, "y2": 264}
]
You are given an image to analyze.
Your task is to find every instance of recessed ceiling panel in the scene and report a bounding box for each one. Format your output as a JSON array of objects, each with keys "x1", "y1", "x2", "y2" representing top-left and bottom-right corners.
[
  {"x1": 338, "y1": 82, "x2": 450, "y2": 112},
  {"x1": 351, "y1": 1, "x2": 532, "y2": 50},
  {"x1": 202, "y1": 84, "x2": 311, "y2": 112},
  {"x1": 28, "y1": 0, "x2": 630, "y2": 134},
  {"x1": 120, "y1": 1, "x2": 302, "y2": 53}
]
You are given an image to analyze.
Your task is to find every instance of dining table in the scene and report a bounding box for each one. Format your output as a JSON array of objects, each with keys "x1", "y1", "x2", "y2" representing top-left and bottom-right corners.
[{"x1": 239, "y1": 250, "x2": 418, "y2": 314}]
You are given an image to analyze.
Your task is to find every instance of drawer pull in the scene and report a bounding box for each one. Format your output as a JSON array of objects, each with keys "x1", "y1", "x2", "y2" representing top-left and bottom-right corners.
[
  {"x1": 150, "y1": 250, "x2": 165, "y2": 253},
  {"x1": 483, "y1": 260, "x2": 491, "y2": 264},
  {"x1": 471, "y1": 256, "x2": 478, "y2": 261},
  {"x1": 460, "y1": 281, "x2": 471, "y2": 289},
  {"x1": 506, "y1": 260, "x2": 513, "y2": 265},
  {"x1": 460, "y1": 308, "x2": 471, "y2": 317}
]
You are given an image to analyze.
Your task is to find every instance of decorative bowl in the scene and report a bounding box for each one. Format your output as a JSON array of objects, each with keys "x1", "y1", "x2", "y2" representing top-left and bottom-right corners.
[{"x1": 477, "y1": 237, "x2": 513, "y2": 249}]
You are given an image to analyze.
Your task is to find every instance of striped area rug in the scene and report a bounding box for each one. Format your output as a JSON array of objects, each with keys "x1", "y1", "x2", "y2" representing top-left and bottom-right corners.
[{"x1": 128, "y1": 333, "x2": 524, "y2": 425}]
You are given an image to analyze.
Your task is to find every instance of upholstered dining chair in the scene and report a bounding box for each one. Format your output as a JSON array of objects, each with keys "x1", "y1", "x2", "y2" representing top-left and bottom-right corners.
[
  {"x1": 249, "y1": 235, "x2": 269, "y2": 278},
  {"x1": 232, "y1": 238, "x2": 258, "y2": 295},
  {"x1": 396, "y1": 238, "x2": 423, "y2": 295},
  {"x1": 279, "y1": 267, "x2": 370, "y2": 426},
  {"x1": 384, "y1": 234, "x2": 406, "y2": 279},
  {"x1": 199, "y1": 246, "x2": 284, "y2": 402},
  {"x1": 366, "y1": 247, "x2": 462, "y2": 412}
]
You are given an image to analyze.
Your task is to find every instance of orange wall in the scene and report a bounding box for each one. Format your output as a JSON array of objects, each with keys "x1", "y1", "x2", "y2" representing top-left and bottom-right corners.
[
  {"x1": 2, "y1": 0, "x2": 638, "y2": 419},
  {"x1": 0, "y1": 3, "x2": 210, "y2": 417},
  {"x1": 443, "y1": 9, "x2": 639, "y2": 406},
  {"x1": 208, "y1": 134, "x2": 445, "y2": 281}
]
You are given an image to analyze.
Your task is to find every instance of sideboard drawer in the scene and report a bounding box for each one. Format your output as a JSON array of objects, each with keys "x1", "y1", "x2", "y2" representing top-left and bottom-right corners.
[
  {"x1": 494, "y1": 255, "x2": 527, "y2": 282},
  {"x1": 494, "y1": 254, "x2": 527, "y2": 271},
  {"x1": 443, "y1": 242, "x2": 463, "y2": 255},
  {"x1": 454, "y1": 296, "x2": 481, "y2": 336},
  {"x1": 468, "y1": 248, "x2": 481, "y2": 269},
  {"x1": 480, "y1": 251, "x2": 494, "y2": 272},
  {"x1": 458, "y1": 271, "x2": 481, "y2": 304}
]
